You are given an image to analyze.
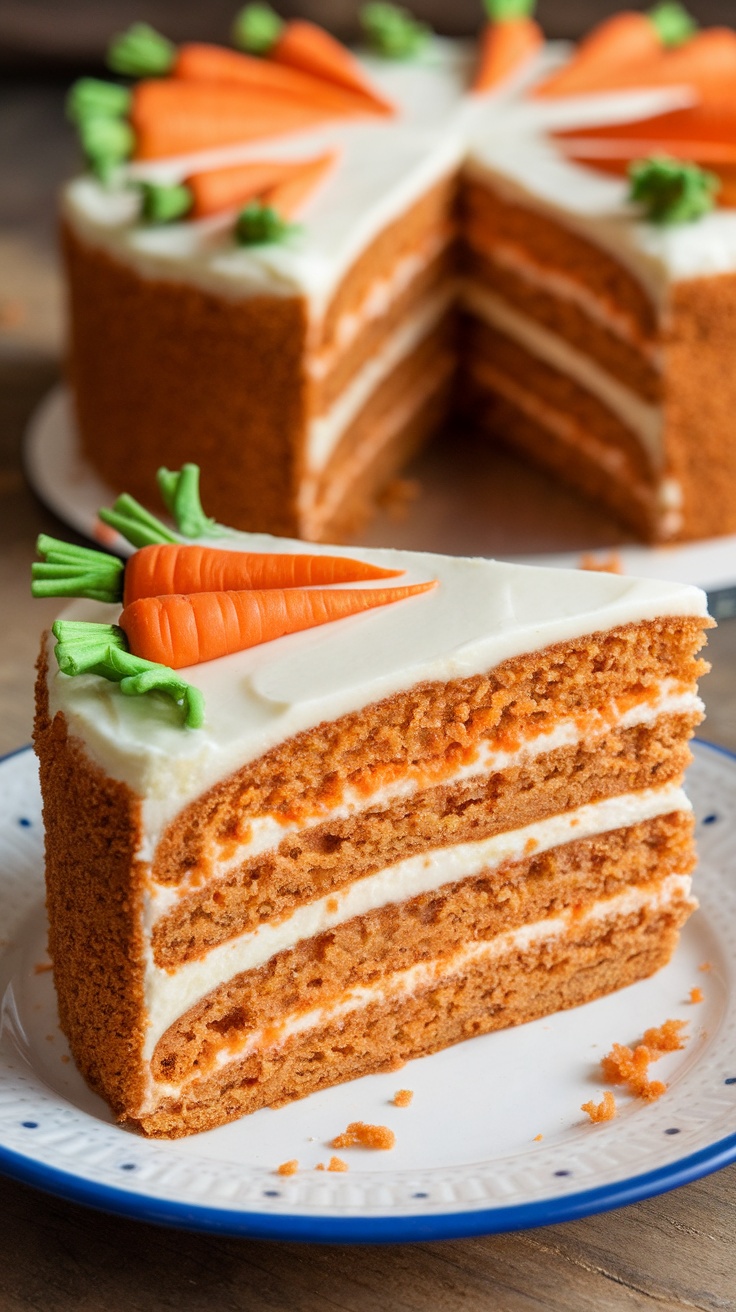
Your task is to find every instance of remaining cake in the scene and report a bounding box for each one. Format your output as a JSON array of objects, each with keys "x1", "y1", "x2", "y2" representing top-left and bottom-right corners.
[
  {"x1": 59, "y1": 4, "x2": 736, "y2": 545},
  {"x1": 33, "y1": 470, "x2": 711, "y2": 1137}
]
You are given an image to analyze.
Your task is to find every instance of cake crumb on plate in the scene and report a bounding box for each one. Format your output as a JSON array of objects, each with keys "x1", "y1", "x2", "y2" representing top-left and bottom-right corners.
[
  {"x1": 690, "y1": 986, "x2": 704, "y2": 1004},
  {"x1": 332, "y1": 1122, "x2": 396, "y2": 1150},
  {"x1": 393, "y1": 1089, "x2": 413, "y2": 1107},
  {"x1": 276, "y1": 1159, "x2": 299, "y2": 1176},
  {"x1": 581, "y1": 1091, "x2": 617, "y2": 1123}
]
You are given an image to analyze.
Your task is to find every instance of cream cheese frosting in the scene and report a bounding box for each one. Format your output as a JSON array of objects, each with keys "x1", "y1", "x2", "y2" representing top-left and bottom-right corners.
[{"x1": 46, "y1": 533, "x2": 708, "y2": 845}]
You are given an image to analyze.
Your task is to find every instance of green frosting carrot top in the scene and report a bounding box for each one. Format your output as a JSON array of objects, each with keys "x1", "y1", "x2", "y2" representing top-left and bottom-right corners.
[
  {"x1": 629, "y1": 156, "x2": 720, "y2": 224},
  {"x1": 360, "y1": 3, "x2": 431, "y2": 60}
]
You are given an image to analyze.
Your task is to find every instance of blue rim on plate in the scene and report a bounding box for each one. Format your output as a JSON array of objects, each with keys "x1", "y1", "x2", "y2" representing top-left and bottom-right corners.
[{"x1": 0, "y1": 739, "x2": 735, "y2": 1242}]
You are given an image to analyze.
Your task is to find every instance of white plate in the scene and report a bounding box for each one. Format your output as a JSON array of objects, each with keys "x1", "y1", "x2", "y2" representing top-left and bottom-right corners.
[
  {"x1": 24, "y1": 386, "x2": 736, "y2": 614},
  {"x1": 1, "y1": 741, "x2": 735, "y2": 1240}
]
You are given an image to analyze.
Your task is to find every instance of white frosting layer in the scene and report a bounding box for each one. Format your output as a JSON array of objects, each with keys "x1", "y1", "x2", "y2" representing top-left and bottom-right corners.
[
  {"x1": 144, "y1": 681, "x2": 702, "y2": 903},
  {"x1": 143, "y1": 869, "x2": 694, "y2": 1103},
  {"x1": 47, "y1": 536, "x2": 708, "y2": 851},
  {"x1": 463, "y1": 284, "x2": 662, "y2": 467},
  {"x1": 306, "y1": 286, "x2": 453, "y2": 471},
  {"x1": 142, "y1": 782, "x2": 691, "y2": 1057}
]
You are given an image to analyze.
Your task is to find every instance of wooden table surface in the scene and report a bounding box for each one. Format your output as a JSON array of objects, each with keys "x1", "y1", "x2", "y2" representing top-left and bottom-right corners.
[{"x1": 2, "y1": 81, "x2": 736, "y2": 1312}]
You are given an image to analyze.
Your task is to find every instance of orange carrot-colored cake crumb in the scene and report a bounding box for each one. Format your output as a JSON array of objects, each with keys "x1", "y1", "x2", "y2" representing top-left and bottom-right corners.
[
  {"x1": 581, "y1": 1090, "x2": 617, "y2": 1123},
  {"x1": 276, "y1": 1159, "x2": 299, "y2": 1176},
  {"x1": 641, "y1": 1019, "x2": 688, "y2": 1053},
  {"x1": 699, "y1": 961, "x2": 712, "y2": 973},
  {"x1": 34, "y1": 961, "x2": 53, "y2": 974},
  {"x1": 579, "y1": 552, "x2": 623, "y2": 574},
  {"x1": 332, "y1": 1121, "x2": 396, "y2": 1150},
  {"x1": 328, "y1": 1156, "x2": 349, "y2": 1172},
  {"x1": 600, "y1": 1019, "x2": 688, "y2": 1102},
  {"x1": 393, "y1": 1089, "x2": 414, "y2": 1107},
  {"x1": 533, "y1": 1133, "x2": 543, "y2": 1142},
  {"x1": 689, "y1": 986, "x2": 704, "y2": 1004}
]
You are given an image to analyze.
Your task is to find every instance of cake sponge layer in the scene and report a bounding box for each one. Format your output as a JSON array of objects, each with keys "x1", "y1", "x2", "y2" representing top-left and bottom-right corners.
[{"x1": 137, "y1": 880, "x2": 693, "y2": 1137}]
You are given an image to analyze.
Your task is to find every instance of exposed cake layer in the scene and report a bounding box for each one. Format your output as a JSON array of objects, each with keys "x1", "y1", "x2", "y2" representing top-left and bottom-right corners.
[
  {"x1": 146, "y1": 679, "x2": 699, "y2": 901},
  {"x1": 147, "y1": 787, "x2": 693, "y2": 1065},
  {"x1": 149, "y1": 705, "x2": 700, "y2": 967},
  {"x1": 143, "y1": 614, "x2": 707, "y2": 887},
  {"x1": 462, "y1": 176, "x2": 660, "y2": 361},
  {"x1": 137, "y1": 873, "x2": 694, "y2": 1135}
]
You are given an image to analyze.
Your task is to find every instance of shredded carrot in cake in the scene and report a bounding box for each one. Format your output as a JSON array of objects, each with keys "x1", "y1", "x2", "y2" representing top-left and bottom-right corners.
[
  {"x1": 393, "y1": 1089, "x2": 413, "y2": 1107},
  {"x1": 581, "y1": 1091, "x2": 617, "y2": 1124},
  {"x1": 276, "y1": 1159, "x2": 299, "y2": 1176},
  {"x1": 689, "y1": 986, "x2": 704, "y2": 1004},
  {"x1": 332, "y1": 1121, "x2": 396, "y2": 1150}
]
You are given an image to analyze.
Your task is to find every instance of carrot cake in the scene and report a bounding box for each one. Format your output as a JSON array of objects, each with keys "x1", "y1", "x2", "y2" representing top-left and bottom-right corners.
[
  {"x1": 32, "y1": 467, "x2": 711, "y2": 1136},
  {"x1": 60, "y1": 3, "x2": 736, "y2": 544}
]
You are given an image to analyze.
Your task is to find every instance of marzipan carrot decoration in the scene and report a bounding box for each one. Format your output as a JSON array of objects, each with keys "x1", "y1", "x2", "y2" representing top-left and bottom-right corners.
[
  {"x1": 233, "y1": 5, "x2": 393, "y2": 114},
  {"x1": 533, "y1": 3, "x2": 697, "y2": 97},
  {"x1": 33, "y1": 539, "x2": 405, "y2": 606},
  {"x1": 555, "y1": 100, "x2": 736, "y2": 149},
  {"x1": 32, "y1": 467, "x2": 402, "y2": 605},
  {"x1": 259, "y1": 151, "x2": 337, "y2": 217},
  {"x1": 120, "y1": 583, "x2": 436, "y2": 668},
  {"x1": 130, "y1": 78, "x2": 335, "y2": 161},
  {"x1": 32, "y1": 463, "x2": 434, "y2": 726},
  {"x1": 109, "y1": 24, "x2": 384, "y2": 118},
  {"x1": 472, "y1": 0, "x2": 543, "y2": 95},
  {"x1": 139, "y1": 153, "x2": 339, "y2": 223}
]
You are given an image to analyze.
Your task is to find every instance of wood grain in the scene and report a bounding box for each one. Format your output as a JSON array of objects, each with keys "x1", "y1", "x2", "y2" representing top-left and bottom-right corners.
[{"x1": 0, "y1": 81, "x2": 735, "y2": 1310}]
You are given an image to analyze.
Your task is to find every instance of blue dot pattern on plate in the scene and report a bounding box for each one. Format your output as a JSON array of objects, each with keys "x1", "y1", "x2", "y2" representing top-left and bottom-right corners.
[
  {"x1": 413, "y1": 1192, "x2": 429, "y2": 1199},
  {"x1": 263, "y1": 1190, "x2": 280, "y2": 1197},
  {"x1": 21, "y1": 1121, "x2": 38, "y2": 1129},
  {"x1": 554, "y1": 1170, "x2": 571, "y2": 1177},
  {"x1": 120, "y1": 1163, "x2": 137, "y2": 1171},
  {"x1": 726, "y1": 1077, "x2": 736, "y2": 1085},
  {"x1": 702, "y1": 814, "x2": 719, "y2": 825},
  {"x1": 664, "y1": 1128, "x2": 681, "y2": 1135},
  {"x1": 17, "y1": 818, "x2": 32, "y2": 828}
]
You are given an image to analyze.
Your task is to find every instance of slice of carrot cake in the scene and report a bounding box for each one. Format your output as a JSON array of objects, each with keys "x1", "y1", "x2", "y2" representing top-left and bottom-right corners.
[{"x1": 31, "y1": 466, "x2": 711, "y2": 1137}]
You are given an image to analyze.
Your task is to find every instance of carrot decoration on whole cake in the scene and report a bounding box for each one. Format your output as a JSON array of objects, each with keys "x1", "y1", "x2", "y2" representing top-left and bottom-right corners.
[
  {"x1": 533, "y1": 3, "x2": 698, "y2": 97},
  {"x1": 471, "y1": 0, "x2": 543, "y2": 95},
  {"x1": 233, "y1": 4, "x2": 394, "y2": 113},
  {"x1": 535, "y1": 5, "x2": 736, "y2": 101},
  {"x1": 32, "y1": 465, "x2": 435, "y2": 726},
  {"x1": 138, "y1": 150, "x2": 338, "y2": 225},
  {"x1": 360, "y1": 4, "x2": 431, "y2": 61},
  {"x1": 628, "y1": 156, "x2": 720, "y2": 222}
]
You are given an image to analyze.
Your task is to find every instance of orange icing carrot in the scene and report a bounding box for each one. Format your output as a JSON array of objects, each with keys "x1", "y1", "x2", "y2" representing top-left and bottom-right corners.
[
  {"x1": 174, "y1": 42, "x2": 382, "y2": 117},
  {"x1": 184, "y1": 155, "x2": 332, "y2": 218},
  {"x1": 260, "y1": 151, "x2": 338, "y2": 217},
  {"x1": 120, "y1": 582, "x2": 436, "y2": 667},
  {"x1": 534, "y1": 4, "x2": 697, "y2": 98},
  {"x1": 271, "y1": 19, "x2": 394, "y2": 115},
  {"x1": 472, "y1": 0, "x2": 543, "y2": 95},
  {"x1": 130, "y1": 78, "x2": 334, "y2": 161},
  {"x1": 233, "y1": 6, "x2": 392, "y2": 113},
  {"x1": 122, "y1": 542, "x2": 402, "y2": 606}
]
